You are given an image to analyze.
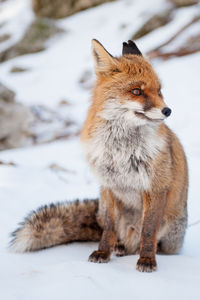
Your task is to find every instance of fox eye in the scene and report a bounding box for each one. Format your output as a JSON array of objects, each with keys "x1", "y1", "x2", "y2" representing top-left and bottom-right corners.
[
  {"x1": 158, "y1": 90, "x2": 162, "y2": 97},
  {"x1": 130, "y1": 88, "x2": 142, "y2": 96}
]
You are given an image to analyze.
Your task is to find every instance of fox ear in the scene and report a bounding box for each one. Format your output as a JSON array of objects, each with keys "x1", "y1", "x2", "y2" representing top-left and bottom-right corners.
[
  {"x1": 92, "y1": 39, "x2": 119, "y2": 74},
  {"x1": 122, "y1": 40, "x2": 142, "y2": 56}
]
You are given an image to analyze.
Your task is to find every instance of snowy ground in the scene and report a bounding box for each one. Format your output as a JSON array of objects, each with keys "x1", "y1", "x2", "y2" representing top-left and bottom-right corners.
[{"x1": 0, "y1": 0, "x2": 200, "y2": 299}]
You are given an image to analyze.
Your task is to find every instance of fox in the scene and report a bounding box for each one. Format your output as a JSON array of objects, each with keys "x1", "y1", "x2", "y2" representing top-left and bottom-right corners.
[{"x1": 10, "y1": 40, "x2": 188, "y2": 272}]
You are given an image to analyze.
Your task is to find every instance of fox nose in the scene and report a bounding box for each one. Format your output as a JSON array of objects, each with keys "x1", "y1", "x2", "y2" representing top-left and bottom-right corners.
[{"x1": 162, "y1": 107, "x2": 172, "y2": 117}]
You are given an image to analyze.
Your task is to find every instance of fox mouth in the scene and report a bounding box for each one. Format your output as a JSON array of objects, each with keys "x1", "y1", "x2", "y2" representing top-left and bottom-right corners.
[{"x1": 135, "y1": 111, "x2": 164, "y2": 122}]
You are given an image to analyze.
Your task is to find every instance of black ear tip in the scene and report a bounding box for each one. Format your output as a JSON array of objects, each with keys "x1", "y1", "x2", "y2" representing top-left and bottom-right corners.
[
  {"x1": 122, "y1": 40, "x2": 142, "y2": 56},
  {"x1": 127, "y1": 40, "x2": 138, "y2": 48}
]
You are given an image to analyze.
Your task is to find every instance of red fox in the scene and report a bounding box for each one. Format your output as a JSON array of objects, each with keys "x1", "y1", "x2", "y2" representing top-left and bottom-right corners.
[{"x1": 10, "y1": 40, "x2": 188, "y2": 272}]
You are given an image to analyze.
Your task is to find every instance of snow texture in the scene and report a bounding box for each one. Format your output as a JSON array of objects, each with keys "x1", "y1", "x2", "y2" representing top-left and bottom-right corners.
[{"x1": 0, "y1": 0, "x2": 200, "y2": 299}]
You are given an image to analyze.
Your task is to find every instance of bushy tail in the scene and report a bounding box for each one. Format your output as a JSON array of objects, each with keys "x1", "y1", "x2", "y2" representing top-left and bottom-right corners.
[{"x1": 10, "y1": 199, "x2": 102, "y2": 253}]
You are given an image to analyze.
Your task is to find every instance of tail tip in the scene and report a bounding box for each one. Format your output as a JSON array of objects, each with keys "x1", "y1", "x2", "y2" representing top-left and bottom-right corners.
[{"x1": 9, "y1": 227, "x2": 32, "y2": 253}]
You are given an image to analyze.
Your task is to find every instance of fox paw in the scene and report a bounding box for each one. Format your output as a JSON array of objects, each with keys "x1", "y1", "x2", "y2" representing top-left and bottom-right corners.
[
  {"x1": 136, "y1": 257, "x2": 157, "y2": 272},
  {"x1": 114, "y1": 243, "x2": 126, "y2": 257},
  {"x1": 88, "y1": 250, "x2": 110, "y2": 263}
]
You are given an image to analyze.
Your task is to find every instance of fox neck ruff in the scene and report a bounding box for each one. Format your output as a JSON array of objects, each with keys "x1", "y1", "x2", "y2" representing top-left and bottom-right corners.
[{"x1": 82, "y1": 100, "x2": 166, "y2": 207}]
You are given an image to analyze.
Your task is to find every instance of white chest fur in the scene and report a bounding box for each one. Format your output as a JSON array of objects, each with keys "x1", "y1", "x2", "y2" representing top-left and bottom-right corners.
[{"x1": 83, "y1": 121, "x2": 164, "y2": 195}]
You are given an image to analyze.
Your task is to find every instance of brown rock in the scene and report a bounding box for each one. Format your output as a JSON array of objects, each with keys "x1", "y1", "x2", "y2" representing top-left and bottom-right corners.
[
  {"x1": 32, "y1": 0, "x2": 116, "y2": 19},
  {"x1": 147, "y1": 14, "x2": 200, "y2": 60},
  {"x1": 132, "y1": 8, "x2": 174, "y2": 40},
  {"x1": 0, "y1": 18, "x2": 64, "y2": 63},
  {"x1": 0, "y1": 82, "x2": 33, "y2": 150},
  {"x1": 10, "y1": 66, "x2": 29, "y2": 73},
  {"x1": 149, "y1": 33, "x2": 200, "y2": 60},
  {"x1": 0, "y1": 33, "x2": 10, "y2": 43},
  {"x1": 169, "y1": 0, "x2": 199, "y2": 7},
  {"x1": 0, "y1": 82, "x2": 15, "y2": 103}
]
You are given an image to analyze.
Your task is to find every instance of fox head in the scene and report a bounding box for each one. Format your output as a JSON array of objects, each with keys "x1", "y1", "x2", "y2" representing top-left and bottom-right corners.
[{"x1": 91, "y1": 39, "x2": 171, "y2": 127}]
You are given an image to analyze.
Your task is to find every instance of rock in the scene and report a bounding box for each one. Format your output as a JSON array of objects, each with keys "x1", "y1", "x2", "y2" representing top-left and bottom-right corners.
[
  {"x1": 169, "y1": 0, "x2": 199, "y2": 7},
  {"x1": 10, "y1": 66, "x2": 29, "y2": 73},
  {"x1": 32, "y1": 0, "x2": 116, "y2": 19},
  {"x1": 183, "y1": 33, "x2": 200, "y2": 53},
  {"x1": 147, "y1": 14, "x2": 200, "y2": 60},
  {"x1": 149, "y1": 33, "x2": 200, "y2": 60},
  {"x1": 58, "y1": 99, "x2": 71, "y2": 106},
  {"x1": 132, "y1": 8, "x2": 173, "y2": 40},
  {"x1": 0, "y1": 160, "x2": 16, "y2": 166},
  {"x1": 0, "y1": 82, "x2": 33, "y2": 150},
  {"x1": 0, "y1": 18, "x2": 64, "y2": 63},
  {"x1": 0, "y1": 82, "x2": 15, "y2": 103},
  {"x1": 0, "y1": 33, "x2": 10, "y2": 43}
]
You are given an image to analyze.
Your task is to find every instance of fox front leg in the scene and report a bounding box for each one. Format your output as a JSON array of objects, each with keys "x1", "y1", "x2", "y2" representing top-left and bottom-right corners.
[
  {"x1": 136, "y1": 191, "x2": 166, "y2": 272},
  {"x1": 88, "y1": 190, "x2": 117, "y2": 263}
]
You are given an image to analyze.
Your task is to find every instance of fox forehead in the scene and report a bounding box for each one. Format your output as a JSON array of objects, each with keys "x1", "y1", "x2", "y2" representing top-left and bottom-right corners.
[{"x1": 115, "y1": 55, "x2": 161, "y2": 90}]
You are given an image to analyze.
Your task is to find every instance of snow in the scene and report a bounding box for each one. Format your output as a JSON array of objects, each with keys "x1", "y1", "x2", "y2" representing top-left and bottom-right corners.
[
  {"x1": 0, "y1": 0, "x2": 200, "y2": 299},
  {"x1": 0, "y1": 0, "x2": 34, "y2": 52}
]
